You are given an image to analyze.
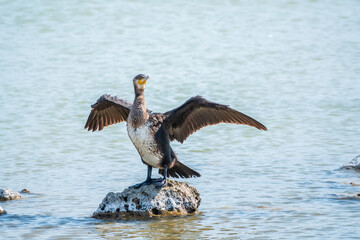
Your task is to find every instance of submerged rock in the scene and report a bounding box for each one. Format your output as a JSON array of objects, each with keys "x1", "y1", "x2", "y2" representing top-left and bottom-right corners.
[
  {"x1": 93, "y1": 180, "x2": 201, "y2": 219},
  {"x1": 0, "y1": 188, "x2": 22, "y2": 201},
  {"x1": 21, "y1": 189, "x2": 31, "y2": 194},
  {"x1": 341, "y1": 155, "x2": 360, "y2": 171},
  {"x1": 0, "y1": 205, "x2": 6, "y2": 215}
]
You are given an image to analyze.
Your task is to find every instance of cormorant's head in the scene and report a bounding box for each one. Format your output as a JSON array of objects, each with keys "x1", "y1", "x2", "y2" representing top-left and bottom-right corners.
[{"x1": 133, "y1": 74, "x2": 149, "y2": 91}]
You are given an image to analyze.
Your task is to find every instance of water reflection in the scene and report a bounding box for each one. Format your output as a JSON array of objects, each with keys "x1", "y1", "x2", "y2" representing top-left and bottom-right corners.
[{"x1": 94, "y1": 215, "x2": 206, "y2": 240}]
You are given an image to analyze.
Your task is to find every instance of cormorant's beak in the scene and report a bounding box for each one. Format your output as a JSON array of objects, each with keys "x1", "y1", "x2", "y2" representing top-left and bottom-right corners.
[{"x1": 138, "y1": 76, "x2": 149, "y2": 85}]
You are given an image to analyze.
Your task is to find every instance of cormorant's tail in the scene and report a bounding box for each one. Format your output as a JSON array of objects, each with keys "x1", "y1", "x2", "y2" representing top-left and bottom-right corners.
[{"x1": 159, "y1": 161, "x2": 201, "y2": 178}]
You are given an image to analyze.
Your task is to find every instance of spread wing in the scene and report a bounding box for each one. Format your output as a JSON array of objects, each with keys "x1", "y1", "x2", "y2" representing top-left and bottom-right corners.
[
  {"x1": 84, "y1": 94, "x2": 132, "y2": 131},
  {"x1": 164, "y1": 96, "x2": 267, "y2": 143}
]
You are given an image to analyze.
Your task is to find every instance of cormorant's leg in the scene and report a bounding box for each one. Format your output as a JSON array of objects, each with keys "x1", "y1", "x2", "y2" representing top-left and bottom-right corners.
[
  {"x1": 129, "y1": 165, "x2": 154, "y2": 189},
  {"x1": 146, "y1": 165, "x2": 152, "y2": 181},
  {"x1": 154, "y1": 166, "x2": 168, "y2": 188}
]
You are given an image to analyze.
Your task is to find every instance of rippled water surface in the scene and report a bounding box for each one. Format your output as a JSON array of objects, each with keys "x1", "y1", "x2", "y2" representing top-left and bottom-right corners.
[{"x1": 1, "y1": 0, "x2": 360, "y2": 239}]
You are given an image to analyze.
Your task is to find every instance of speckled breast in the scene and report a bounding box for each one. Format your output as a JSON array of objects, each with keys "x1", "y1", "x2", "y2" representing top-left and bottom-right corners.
[{"x1": 127, "y1": 123, "x2": 163, "y2": 168}]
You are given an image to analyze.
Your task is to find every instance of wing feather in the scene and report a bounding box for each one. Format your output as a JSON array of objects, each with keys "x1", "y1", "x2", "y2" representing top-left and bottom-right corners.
[
  {"x1": 164, "y1": 96, "x2": 267, "y2": 143},
  {"x1": 103, "y1": 110, "x2": 109, "y2": 126},
  {"x1": 99, "y1": 116, "x2": 104, "y2": 131},
  {"x1": 84, "y1": 94, "x2": 132, "y2": 131},
  {"x1": 93, "y1": 117, "x2": 99, "y2": 132}
]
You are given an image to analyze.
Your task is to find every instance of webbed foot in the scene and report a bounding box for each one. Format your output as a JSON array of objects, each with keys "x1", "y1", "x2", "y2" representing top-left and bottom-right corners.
[
  {"x1": 129, "y1": 179, "x2": 153, "y2": 189},
  {"x1": 129, "y1": 166, "x2": 168, "y2": 189},
  {"x1": 129, "y1": 178, "x2": 167, "y2": 189},
  {"x1": 153, "y1": 177, "x2": 167, "y2": 189}
]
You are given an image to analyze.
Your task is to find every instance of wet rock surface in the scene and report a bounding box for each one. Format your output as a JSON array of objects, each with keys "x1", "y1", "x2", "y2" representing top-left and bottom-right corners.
[
  {"x1": 350, "y1": 182, "x2": 360, "y2": 186},
  {"x1": 341, "y1": 155, "x2": 360, "y2": 171},
  {"x1": 93, "y1": 180, "x2": 201, "y2": 219},
  {"x1": 21, "y1": 189, "x2": 31, "y2": 194},
  {"x1": 0, "y1": 205, "x2": 6, "y2": 215},
  {"x1": 0, "y1": 188, "x2": 22, "y2": 201}
]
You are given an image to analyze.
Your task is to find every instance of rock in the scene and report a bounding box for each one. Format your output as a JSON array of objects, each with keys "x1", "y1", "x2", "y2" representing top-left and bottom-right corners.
[
  {"x1": 342, "y1": 155, "x2": 360, "y2": 171},
  {"x1": 0, "y1": 205, "x2": 6, "y2": 215},
  {"x1": 0, "y1": 188, "x2": 22, "y2": 201},
  {"x1": 21, "y1": 189, "x2": 31, "y2": 194},
  {"x1": 93, "y1": 180, "x2": 201, "y2": 219}
]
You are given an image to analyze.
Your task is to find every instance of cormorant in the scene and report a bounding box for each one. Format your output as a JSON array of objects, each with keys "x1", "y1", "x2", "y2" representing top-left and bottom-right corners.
[{"x1": 84, "y1": 74, "x2": 267, "y2": 188}]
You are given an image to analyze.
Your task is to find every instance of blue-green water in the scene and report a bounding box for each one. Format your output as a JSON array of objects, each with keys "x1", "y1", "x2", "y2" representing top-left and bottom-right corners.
[{"x1": 1, "y1": 0, "x2": 360, "y2": 239}]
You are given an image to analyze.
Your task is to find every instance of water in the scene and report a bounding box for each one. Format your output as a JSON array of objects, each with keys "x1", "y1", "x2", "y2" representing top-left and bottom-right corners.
[{"x1": 1, "y1": 0, "x2": 360, "y2": 239}]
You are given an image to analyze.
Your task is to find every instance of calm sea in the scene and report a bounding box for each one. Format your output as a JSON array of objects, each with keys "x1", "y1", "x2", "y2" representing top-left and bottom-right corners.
[{"x1": 1, "y1": 0, "x2": 360, "y2": 239}]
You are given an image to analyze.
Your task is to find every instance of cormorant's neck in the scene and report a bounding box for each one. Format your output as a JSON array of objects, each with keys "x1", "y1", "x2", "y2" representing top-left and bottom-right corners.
[
  {"x1": 134, "y1": 86, "x2": 145, "y2": 105},
  {"x1": 135, "y1": 88, "x2": 144, "y2": 98},
  {"x1": 134, "y1": 90, "x2": 145, "y2": 106},
  {"x1": 130, "y1": 88, "x2": 148, "y2": 128}
]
